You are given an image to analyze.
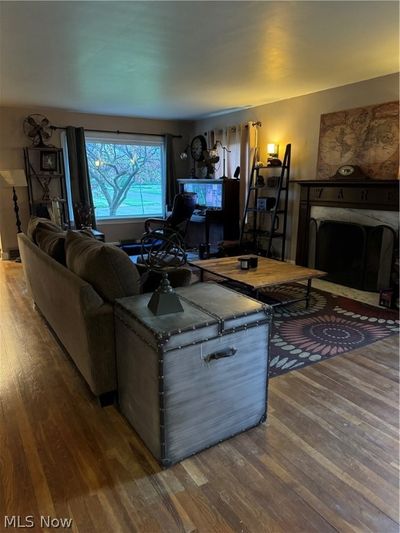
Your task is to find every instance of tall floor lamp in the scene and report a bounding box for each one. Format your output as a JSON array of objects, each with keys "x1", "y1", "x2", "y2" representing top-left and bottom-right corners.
[
  {"x1": 0, "y1": 170, "x2": 27, "y2": 260},
  {"x1": 0, "y1": 169, "x2": 27, "y2": 234}
]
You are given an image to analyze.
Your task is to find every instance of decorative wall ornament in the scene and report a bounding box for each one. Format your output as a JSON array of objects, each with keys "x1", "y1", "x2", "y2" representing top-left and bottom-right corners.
[
  {"x1": 23, "y1": 114, "x2": 53, "y2": 147},
  {"x1": 316, "y1": 101, "x2": 399, "y2": 180}
]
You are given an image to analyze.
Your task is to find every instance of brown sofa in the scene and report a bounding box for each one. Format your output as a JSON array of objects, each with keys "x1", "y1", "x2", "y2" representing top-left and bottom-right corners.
[{"x1": 18, "y1": 223, "x2": 191, "y2": 403}]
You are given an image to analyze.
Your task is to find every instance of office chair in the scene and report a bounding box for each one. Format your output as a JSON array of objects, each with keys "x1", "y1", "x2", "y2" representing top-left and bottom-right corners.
[
  {"x1": 135, "y1": 192, "x2": 197, "y2": 269},
  {"x1": 120, "y1": 192, "x2": 196, "y2": 258},
  {"x1": 144, "y1": 192, "x2": 197, "y2": 240}
]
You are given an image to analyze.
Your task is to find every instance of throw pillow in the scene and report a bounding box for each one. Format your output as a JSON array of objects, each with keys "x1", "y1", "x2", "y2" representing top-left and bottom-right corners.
[
  {"x1": 36, "y1": 228, "x2": 67, "y2": 265},
  {"x1": 27, "y1": 216, "x2": 62, "y2": 244},
  {"x1": 65, "y1": 231, "x2": 141, "y2": 302}
]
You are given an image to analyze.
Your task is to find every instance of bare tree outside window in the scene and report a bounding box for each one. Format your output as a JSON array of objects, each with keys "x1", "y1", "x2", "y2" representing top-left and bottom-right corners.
[{"x1": 86, "y1": 141, "x2": 163, "y2": 218}]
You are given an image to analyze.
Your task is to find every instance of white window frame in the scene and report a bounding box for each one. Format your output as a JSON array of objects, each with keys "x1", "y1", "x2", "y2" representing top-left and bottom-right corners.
[{"x1": 85, "y1": 132, "x2": 166, "y2": 222}]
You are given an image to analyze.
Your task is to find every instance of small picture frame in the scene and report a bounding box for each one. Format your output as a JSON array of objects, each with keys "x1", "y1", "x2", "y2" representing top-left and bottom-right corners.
[{"x1": 40, "y1": 150, "x2": 58, "y2": 172}]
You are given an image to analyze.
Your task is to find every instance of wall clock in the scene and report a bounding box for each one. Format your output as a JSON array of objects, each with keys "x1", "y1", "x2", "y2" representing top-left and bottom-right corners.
[{"x1": 190, "y1": 135, "x2": 207, "y2": 162}]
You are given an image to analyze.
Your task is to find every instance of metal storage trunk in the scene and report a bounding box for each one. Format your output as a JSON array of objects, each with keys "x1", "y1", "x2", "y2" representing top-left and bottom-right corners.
[{"x1": 115, "y1": 283, "x2": 272, "y2": 466}]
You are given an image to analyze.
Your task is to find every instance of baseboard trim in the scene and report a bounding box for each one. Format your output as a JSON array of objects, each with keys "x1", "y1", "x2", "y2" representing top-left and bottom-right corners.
[{"x1": 1, "y1": 249, "x2": 20, "y2": 261}]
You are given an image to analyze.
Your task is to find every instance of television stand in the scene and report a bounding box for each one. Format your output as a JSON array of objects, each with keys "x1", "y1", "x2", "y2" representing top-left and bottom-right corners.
[
  {"x1": 205, "y1": 209, "x2": 223, "y2": 244},
  {"x1": 177, "y1": 178, "x2": 240, "y2": 243}
]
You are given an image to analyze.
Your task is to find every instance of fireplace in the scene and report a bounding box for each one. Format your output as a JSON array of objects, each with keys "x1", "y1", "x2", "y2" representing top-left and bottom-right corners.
[
  {"x1": 295, "y1": 179, "x2": 399, "y2": 294},
  {"x1": 310, "y1": 220, "x2": 395, "y2": 291}
]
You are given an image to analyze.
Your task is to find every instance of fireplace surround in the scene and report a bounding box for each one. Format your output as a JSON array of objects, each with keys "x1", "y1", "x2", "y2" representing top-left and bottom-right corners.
[{"x1": 295, "y1": 179, "x2": 399, "y2": 292}]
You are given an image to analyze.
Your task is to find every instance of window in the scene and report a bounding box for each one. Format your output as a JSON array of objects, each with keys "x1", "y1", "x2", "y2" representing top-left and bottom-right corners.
[{"x1": 85, "y1": 134, "x2": 165, "y2": 220}]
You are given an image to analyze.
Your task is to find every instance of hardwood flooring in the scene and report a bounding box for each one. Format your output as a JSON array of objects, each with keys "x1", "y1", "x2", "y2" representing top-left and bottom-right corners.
[{"x1": 0, "y1": 261, "x2": 399, "y2": 532}]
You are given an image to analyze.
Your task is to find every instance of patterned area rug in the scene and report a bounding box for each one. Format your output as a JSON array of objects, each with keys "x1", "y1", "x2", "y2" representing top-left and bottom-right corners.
[{"x1": 258, "y1": 284, "x2": 399, "y2": 377}]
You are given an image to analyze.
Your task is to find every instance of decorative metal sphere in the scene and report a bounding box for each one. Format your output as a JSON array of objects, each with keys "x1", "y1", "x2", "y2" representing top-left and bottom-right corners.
[{"x1": 140, "y1": 228, "x2": 186, "y2": 272}]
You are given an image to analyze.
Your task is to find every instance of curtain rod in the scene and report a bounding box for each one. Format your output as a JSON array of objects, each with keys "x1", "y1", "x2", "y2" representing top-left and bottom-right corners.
[
  {"x1": 50, "y1": 125, "x2": 182, "y2": 139},
  {"x1": 241, "y1": 121, "x2": 262, "y2": 128}
]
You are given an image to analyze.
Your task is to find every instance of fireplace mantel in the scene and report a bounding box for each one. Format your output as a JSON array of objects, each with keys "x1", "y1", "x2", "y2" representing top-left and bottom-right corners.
[{"x1": 295, "y1": 179, "x2": 399, "y2": 266}]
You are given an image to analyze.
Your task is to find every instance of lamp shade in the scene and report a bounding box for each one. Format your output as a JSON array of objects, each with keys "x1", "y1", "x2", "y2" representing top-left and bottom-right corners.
[
  {"x1": 0, "y1": 169, "x2": 27, "y2": 188},
  {"x1": 267, "y1": 144, "x2": 279, "y2": 156}
]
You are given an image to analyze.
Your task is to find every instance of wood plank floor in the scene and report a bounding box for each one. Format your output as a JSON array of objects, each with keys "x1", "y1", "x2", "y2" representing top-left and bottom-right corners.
[{"x1": 1, "y1": 261, "x2": 399, "y2": 532}]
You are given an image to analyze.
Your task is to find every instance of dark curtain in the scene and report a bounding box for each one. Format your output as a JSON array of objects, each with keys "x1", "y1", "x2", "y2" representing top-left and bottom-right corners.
[
  {"x1": 65, "y1": 126, "x2": 97, "y2": 229},
  {"x1": 165, "y1": 134, "x2": 176, "y2": 211}
]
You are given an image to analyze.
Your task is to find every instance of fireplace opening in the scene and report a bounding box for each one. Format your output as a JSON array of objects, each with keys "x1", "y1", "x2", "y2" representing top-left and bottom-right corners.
[{"x1": 313, "y1": 220, "x2": 395, "y2": 292}]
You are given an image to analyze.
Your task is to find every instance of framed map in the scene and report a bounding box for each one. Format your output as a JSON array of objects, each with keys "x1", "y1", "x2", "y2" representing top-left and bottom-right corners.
[{"x1": 316, "y1": 101, "x2": 399, "y2": 180}]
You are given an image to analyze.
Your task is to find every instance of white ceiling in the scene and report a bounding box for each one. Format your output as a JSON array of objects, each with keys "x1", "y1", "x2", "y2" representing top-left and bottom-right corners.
[{"x1": 0, "y1": 1, "x2": 398, "y2": 120}]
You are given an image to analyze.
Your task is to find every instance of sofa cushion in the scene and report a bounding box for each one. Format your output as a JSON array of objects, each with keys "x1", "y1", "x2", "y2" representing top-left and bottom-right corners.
[
  {"x1": 27, "y1": 216, "x2": 62, "y2": 244},
  {"x1": 36, "y1": 228, "x2": 67, "y2": 265},
  {"x1": 65, "y1": 231, "x2": 141, "y2": 302}
]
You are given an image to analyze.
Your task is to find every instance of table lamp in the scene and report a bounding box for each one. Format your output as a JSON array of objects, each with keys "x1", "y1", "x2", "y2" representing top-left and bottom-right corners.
[
  {"x1": 0, "y1": 169, "x2": 27, "y2": 233},
  {"x1": 267, "y1": 144, "x2": 282, "y2": 167}
]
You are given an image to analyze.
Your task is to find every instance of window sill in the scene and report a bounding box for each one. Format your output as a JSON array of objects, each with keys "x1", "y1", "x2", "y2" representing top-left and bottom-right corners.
[{"x1": 96, "y1": 217, "x2": 163, "y2": 226}]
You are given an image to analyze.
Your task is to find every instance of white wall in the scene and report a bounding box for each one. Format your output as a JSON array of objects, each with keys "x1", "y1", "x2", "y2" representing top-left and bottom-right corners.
[
  {"x1": 193, "y1": 73, "x2": 399, "y2": 260},
  {"x1": 0, "y1": 105, "x2": 193, "y2": 254}
]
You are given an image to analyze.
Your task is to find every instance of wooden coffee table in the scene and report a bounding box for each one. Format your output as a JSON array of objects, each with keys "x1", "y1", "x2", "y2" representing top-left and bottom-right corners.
[{"x1": 190, "y1": 256, "x2": 326, "y2": 308}]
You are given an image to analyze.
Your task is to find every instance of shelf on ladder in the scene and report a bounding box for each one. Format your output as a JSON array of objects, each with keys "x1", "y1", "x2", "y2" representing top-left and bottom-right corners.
[{"x1": 239, "y1": 143, "x2": 291, "y2": 261}]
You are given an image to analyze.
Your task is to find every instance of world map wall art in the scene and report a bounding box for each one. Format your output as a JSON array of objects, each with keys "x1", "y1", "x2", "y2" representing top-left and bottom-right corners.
[{"x1": 316, "y1": 101, "x2": 399, "y2": 180}]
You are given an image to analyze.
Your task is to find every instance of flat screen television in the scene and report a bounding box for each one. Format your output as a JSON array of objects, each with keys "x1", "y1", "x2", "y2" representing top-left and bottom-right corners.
[{"x1": 182, "y1": 181, "x2": 223, "y2": 209}]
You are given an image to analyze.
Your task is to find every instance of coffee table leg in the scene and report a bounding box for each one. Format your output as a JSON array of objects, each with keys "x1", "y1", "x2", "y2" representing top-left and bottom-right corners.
[
  {"x1": 305, "y1": 279, "x2": 312, "y2": 308},
  {"x1": 200, "y1": 269, "x2": 204, "y2": 282}
]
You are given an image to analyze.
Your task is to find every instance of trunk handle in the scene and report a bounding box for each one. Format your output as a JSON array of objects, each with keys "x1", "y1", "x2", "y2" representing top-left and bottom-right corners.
[{"x1": 204, "y1": 347, "x2": 237, "y2": 363}]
